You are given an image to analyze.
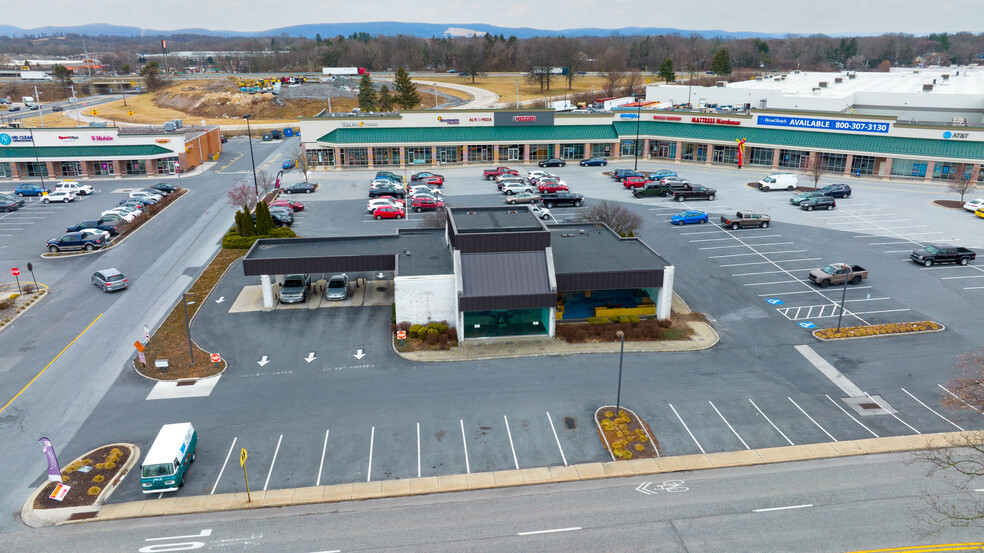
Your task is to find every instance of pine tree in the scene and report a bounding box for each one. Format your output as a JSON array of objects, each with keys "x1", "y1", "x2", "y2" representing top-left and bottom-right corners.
[
  {"x1": 658, "y1": 58, "x2": 675, "y2": 83},
  {"x1": 234, "y1": 211, "x2": 244, "y2": 236},
  {"x1": 255, "y1": 202, "x2": 274, "y2": 235},
  {"x1": 357, "y1": 73, "x2": 377, "y2": 112},
  {"x1": 393, "y1": 67, "x2": 421, "y2": 110},
  {"x1": 378, "y1": 84, "x2": 394, "y2": 112},
  {"x1": 710, "y1": 49, "x2": 732, "y2": 75},
  {"x1": 241, "y1": 208, "x2": 256, "y2": 237}
]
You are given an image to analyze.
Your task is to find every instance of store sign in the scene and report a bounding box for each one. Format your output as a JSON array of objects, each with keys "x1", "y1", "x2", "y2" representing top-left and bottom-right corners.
[
  {"x1": 619, "y1": 113, "x2": 639, "y2": 119},
  {"x1": 943, "y1": 131, "x2": 970, "y2": 140},
  {"x1": 691, "y1": 116, "x2": 741, "y2": 126},
  {"x1": 652, "y1": 115, "x2": 682, "y2": 121},
  {"x1": 57, "y1": 135, "x2": 79, "y2": 141},
  {"x1": 155, "y1": 138, "x2": 171, "y2": 144},
  {"x1": 757, "y1": 115, "x2": 890, "y2": 133},
  {"x1": 494, "y1": 111, "x2": 554, "y2": 127},
  {"x1": 437, "y1": 116, "x2": 460, "y2": 125},
  {"x1": 0, "y1": 133, "x2": 32, "y2": 145},
  {"x1": 513, "y1": 116, "x2": 536, "y2": 122},
  {"x1": 90, "y1": 135, "x2": 114, "y2": 141},
  {"x1": 340, "y1": 121, "x2": 378, "y2": 127},
  {"x1": 468, "y1": 117, "x2": 492, "y2": 122}
]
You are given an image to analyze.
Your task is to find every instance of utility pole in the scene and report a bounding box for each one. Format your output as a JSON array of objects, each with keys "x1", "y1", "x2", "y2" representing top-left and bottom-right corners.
[{"x1": 34, "y1": 85, "x2": 44, "y2": 128}]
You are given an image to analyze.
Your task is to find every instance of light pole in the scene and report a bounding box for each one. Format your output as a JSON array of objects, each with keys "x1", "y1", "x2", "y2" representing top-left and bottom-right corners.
[
  {"x1": 34, "y1": 85, "x2": 44, "y2": 128},
  {"x1": 515, "y1": 79, "x2": 519, "y2": 109},
  {"x1": 243, "y1": 114, "x2": 259, "y2": 197},
  {"x1": 835, "y1": 267, "x2": 854, "y2": 332},
  {"x1": 633, "y1": 94, "x2": 643, "y2": 171},
  {"x1": 615, "y1": 330, "x2": 625, "y2": 415},
  {"x1": 182, "y1": 292, "x2": 196, "y2": 365},
  {"x1": 28, "y1": 128, "x2": 47, "y2": 191}
]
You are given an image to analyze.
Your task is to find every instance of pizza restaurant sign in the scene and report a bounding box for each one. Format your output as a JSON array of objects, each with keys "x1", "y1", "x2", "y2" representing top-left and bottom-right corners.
[{"x1": 691, "y1": 116, "x2": 741, "y2": 126}]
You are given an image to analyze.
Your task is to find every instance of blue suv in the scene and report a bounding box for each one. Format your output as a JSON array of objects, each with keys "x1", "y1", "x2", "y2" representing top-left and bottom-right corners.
[{"x1": 15, "y1": 184, "x2": 45, "y2": 197}]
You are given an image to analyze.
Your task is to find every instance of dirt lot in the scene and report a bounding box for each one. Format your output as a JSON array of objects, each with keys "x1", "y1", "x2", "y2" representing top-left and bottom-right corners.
[{"x1": 423, "y1": 74, "x2": 624, "y2": 103}]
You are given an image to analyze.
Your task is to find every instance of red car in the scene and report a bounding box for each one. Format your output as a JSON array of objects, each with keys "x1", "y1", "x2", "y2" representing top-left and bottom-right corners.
[
  {"x1": 416, "y1": 176, "x2": 444, "y2": 187},
  {"x1": 538, "y1": 182, "x2": 569, "y2": 193},
  {"x1": 411, "y1": 196, "x2": 445, "y2": 212},
  {"x1": 373, "y1": 205, "x2": 405, "y2": 220},
  {"x1": 622, "y1": 176, "x2": 651, "y2": 189},
  {"x1": 270, "y1": 199, "x2": 304, "y2": 211}
]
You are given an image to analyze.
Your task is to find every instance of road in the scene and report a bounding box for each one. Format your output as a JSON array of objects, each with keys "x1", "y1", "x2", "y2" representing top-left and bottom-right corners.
[
  {"x1": 2, "y1": 453, "x2": 979, "y2": 552},
  {"x1": 411, "y1": 79, "x2": 500, "y2": 109}
]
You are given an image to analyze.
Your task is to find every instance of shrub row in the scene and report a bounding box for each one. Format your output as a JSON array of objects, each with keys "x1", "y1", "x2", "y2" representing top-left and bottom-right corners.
[
  {"x1": 815, "y1": 321, "x2": 940, "y2": 340},
  {"x1": 557, "y1": 318, "x2": 671, "y2": 343},
  {"x1": 393, "y1": 320, "x2": 458, "y2": 349},
  {"x1": 221, "y1": 227, "x2": 296, "y2": 249}
]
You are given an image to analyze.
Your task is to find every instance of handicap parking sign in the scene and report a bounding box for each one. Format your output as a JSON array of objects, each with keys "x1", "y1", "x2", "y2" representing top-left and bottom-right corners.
[
  {"x1": 766, "y1": 298, "x2": 784, "y2": 305},
  {"x1": 798, "y1": 321, "x2": 817, "y2": 329}
]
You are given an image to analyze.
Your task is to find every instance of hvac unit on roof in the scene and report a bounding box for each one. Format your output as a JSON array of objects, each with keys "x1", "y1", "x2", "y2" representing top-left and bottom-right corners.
[
  {"x1": 716, "y1": 81, "x2": 727, "y2": 87},
  {"x1": 923, "y1": 84, "x2": 934, "y2": 92},
  {"x1": 812, "y1": 87, "x2": 821, "y2": 95},
  {"x1": 942, "y1": 74, "x2": 950, "y2": 80},
  {"x1": 834, "y1": 77, "x2": 843, "y2": 83},
  {"x1": 848, "y1": 73, "x2": 857, "y2": 79},
  {"x1": 819, "y1": 81, "x2": 828, "y2": 88}
]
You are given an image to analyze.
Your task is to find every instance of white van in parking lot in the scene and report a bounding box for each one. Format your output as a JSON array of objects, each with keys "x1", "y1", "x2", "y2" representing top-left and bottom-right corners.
[{"x1": 758, "y1": 173, "x2": 798, "y2": 191}]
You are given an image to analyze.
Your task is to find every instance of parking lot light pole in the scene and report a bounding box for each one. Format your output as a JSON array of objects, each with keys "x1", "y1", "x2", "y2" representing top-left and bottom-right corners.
[
  {"x1": 243, "y1": 114, "x2": 259, "y2": 197},
  {"x1": 633, "y1": 95, "x2": 643, "y2": 171},
  {"x1": 836, "y1": 268, "x2": 853, "y2": 332},
  {"x1": 615, "y1": 330, "x2": 625, "y2": 415},
  {"x1": 182, "y1": 293, "x2": 196, "y2": 365}
]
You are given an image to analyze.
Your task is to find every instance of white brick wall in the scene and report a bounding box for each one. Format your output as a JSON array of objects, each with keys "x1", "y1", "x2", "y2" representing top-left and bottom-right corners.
[{"x1": 394, "y1": 274, "x2": 457, "y2": 327}]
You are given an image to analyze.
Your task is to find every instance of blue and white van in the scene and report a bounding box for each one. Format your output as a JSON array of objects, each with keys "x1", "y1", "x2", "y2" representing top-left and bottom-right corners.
[{"x1": 140, "y1": 422, "x2": 197, "y2": 493}]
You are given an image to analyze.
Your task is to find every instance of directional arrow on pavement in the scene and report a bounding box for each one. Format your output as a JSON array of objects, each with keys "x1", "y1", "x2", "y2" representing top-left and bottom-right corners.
[
  {"x1": 353, "y1": 348, "x2": 366, "y2": 360},
  {"x1": 304, "y1": 352, "x2": 316, "y2": 363},
  {"x1": 257, "y1": 355, "x2": 270, "y2": 367},
  {"x1": 215, "y1": 296, "x2": 225, "y2": 304},
  {"x1": 635, "y1": 482, "x2": 656, "y2": 495}
]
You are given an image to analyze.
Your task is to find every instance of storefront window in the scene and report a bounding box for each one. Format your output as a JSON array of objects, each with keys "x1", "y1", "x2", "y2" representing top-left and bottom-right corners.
[
  {"x1": 93, "y1": 161, "x2": 115, "y2": 176},
  {"x1": 372, "y1": 147, "x2": 399, "y2": 166},
  {"x1": 528, "y1": 144, "x2": 551, "y2": 161},
  {"x1": 747, "y1": 147, "x2": 773, "y2": 166},
  {"x1": 25, "y1": 162, "x2": 49, "y2": 177},
  {"x1": 820, "y1": 153, "x2": 847, "y2": 173},
  {"x1": 462, "y1": 308, "x2": 549, "y2": 339},
  {"x1": 59, "y1": 161, "x2": 82, "y2": 176},
  {"x1": 156, "y1": 157, "x2": 179, "y2": 175},
  {"x1": 932, "y1": 162, "x2": 972, "y2": 180},
  {"x1": 591, "y1": 144, "x2": 612, "y2": 158},
  {"x1": 620, "y1": 141, "x2": 636, "y2": 157},
  {"x1": 891, "y1": 159, "x2": 927, "y2": 178},
  {"x1": 680, "y1": 143, "x2": 706, "y2": 162},
  {"x1": 306, "y1": 148, "x2": 334, "y2": 167},
  {"x1": 559, "y1": 143, "x2": 584, "y2": 159},
  {"x1": 778, "y1": 149, "x2": 809, "y2": 169},
  {"x1": 346, "y1": 148, "x2": 369, "y2": 166},
  {"x1": 851, "y1": 155, "x2": 876, "y2": 176},
  {"x1": 467, "y1": 145, "x2": 494, "y2": 162},
  {"x1": 435, "y1": 146, "x2": 459, "y2": 163},
  {"x1": 652, "y1": 141, "x2": 676, "y2": 159},
  {"x1": 0, "y1": 162, "x2": 12, "y2": 178},
  {"x1": 125, "y1": 160, "x2": 147, "y2": 174},
  {"x1": 711, "y1": 145, "x2": 739, "y2": 165}
]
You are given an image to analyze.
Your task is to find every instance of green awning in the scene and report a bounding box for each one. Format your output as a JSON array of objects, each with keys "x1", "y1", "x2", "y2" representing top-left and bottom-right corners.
[
  {"x1": 613, "y1": 121, "x2": 984, "y2": 161},
  {"x1": 317, "y1": 124, "x2": 618, "y2": 145},
  {"x1": 0, "y1": 145, "x2": 174, "y2": 160}
]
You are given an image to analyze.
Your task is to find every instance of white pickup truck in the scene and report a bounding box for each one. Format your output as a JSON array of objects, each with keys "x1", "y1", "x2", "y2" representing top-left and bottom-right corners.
[{"x1": 54, "y1": 181, "x2": 94, "y2": 196}]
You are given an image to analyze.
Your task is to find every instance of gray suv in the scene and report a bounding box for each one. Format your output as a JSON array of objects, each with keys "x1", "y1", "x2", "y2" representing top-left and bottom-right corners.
[
  {"x1": 279, "y1": 274, "x2": 311, "y2": 303},
  {"x1": 326, "y1": 274, "x2": 349, "y2": 300},
  {"x1": 91, "y1": 268, "x2": 128, "y2": 292}
]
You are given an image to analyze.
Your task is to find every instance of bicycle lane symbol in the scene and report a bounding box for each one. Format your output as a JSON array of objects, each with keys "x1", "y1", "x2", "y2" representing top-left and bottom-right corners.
[{"x1": 635, "y1": 480, "x2": 689, "y2": 495}]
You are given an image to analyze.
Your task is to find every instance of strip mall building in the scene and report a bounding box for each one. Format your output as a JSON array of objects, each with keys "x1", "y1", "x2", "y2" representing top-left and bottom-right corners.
[
  {"x1": 299, "y1": 108, "x2": 984, "y2": 182},
  {"x1": 0, "y1": 125, "x2": 222, "y2": 180}
]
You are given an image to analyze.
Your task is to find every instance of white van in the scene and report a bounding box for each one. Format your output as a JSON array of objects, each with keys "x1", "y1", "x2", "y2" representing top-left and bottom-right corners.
[
  {"x1": 758, "y1": 173, "x2": 798, "y2": 191},
  {"x1": 140, "y1": 422, "x2": 198, "y2": 493}
]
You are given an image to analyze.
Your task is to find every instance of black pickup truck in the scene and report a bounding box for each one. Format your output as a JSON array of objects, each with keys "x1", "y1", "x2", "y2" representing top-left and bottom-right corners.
[
  {"x1": 671, "y1": 185, "x2": 717, "y2": 202},
  {"x1": 540, "y1": 191, "x2": 584, "y2": 208},
  {"x1": 909, "y1": 245, "x2": 977, "y2": 267},
  {"x1": 633, "y1": 182, "x2": 692, "y2": 198}
]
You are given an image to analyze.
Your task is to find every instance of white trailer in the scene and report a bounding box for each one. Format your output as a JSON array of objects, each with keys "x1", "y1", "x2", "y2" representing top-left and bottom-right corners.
[
  {"x1": 321, "y1": 67, "x2": 366, "y2": 76},
  {"x1": 20, "y1": 71, "x2": 51, "y2": 81}
]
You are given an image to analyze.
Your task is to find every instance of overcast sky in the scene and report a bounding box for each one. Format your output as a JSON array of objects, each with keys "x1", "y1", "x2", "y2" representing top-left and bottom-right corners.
[{"x1": 3, "y1": 0, "x2": 982, "y2": 35}]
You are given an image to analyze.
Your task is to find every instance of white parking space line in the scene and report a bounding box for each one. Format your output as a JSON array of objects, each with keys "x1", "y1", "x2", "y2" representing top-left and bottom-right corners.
[
  {"x1": 794, "y1": 345, "x2": 865, "y2": 398},
  {"x1": 884, "y1": 225, "x2": 928, "y2": 230},
  {"x1": 866, "y1": 393, "x2": 921, "y2": 434},
  {"x1": 787, "y1": 397, "x2": 837, "y2": 441},
  {"x1": 720, "y1": 261, "x2": 773, "y2": 268},
  {"x1": 938, "y1": 384, "x2": 982, "y2": 413},
  {"x1": 708, "y1": 401, "x2": 749, "y2": 449},
  {"x1": 546, "y1": 411, "x2": 568, "y2": 467},
  {"x1": 367, "y1": 427, "x2": 375, "y2": 481},
  {"x1": 758, "y1": 286, "x2": 873, "y2": 297},
  {"x1": 900, "y1": 388, "x2": 965, "y2": 431},
  {"x1": 884, "y1": 250, "x2": 912, "y2": 253},
  {"x1": 868, "y1": 241, "x2": 915, "y2": 246},
  {"x1": 680, "y1": 230, "x2": 726, "y2": 235},
  {"x1": 211, "y1": 437, "x2": 237, "y2": 495},
  {"x1": 942, "y1": 275, "x2": 984, "y2": 280},
  {"x1": 965, "y1": 286, "x2": 984, "y2": 290},
  {"x1": 899, "y1": 232, "x2": 945, "y2": 236},
  {"x1": 668, "y1": 403, "x2": 705, "y2": 454},
  {"x1": 504, "y1": 415, "x2": 519, "y2": 470},
  {"x1": 731, "y1": 270, "x2": 788, "y2": 277},
  {"x1": 517, "y1": 527, "x2": 583, "y2": 536},
  {"x1": 748, "y1": 399, "x2": 794, "y2": 445},
  {"x1": 771, "y1": 258, "x2": 823, "y2": 264},
  {"x1": 460, "y1": 419, "x2": 471, "y2": 474},
  {"x1": 690, "y1": 237, "x2": 741, "y2": 243},
  {"x1": 700, "y1": 244, "x2": 755, "y2": 250},
  {"x1": 416, "y1": 422, "x2": 421, "y2": 478},
  {"x1": 743, "y1": 279, "x2": 808, "y2": 286},
  {"x1": 825, "y1": 395, "x2": 879, "y2": 438},
  {"x1": 709, "y1": 250, "x2": 808, "y2": 259},
  {"x1": 753, "y1": 504, "x2": 813, "y2": 513},
  {"x1": 263, "y1": 434, "x2": 283, "y2": 491},
  {"x1": 708, "y1": 252, "x2": 764, "y2": 259},
  {"x1": 316, "y1": 429, "x2": 329, "y2": 487},
  {"x1": 920, "y1": 265, "x2": 983, "y2": 270}
]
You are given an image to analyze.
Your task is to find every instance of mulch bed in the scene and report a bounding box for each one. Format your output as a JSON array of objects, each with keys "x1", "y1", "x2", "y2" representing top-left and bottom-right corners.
[
  {"x1": 556, "y1": 313, "x2": 694, "y2": 343},
  {"x1": 34, "y1": 445, "x2": 131, "y2": 509},
  {"x1": 392, "y1": 322, "x2": 459, "y2": 352},
  {"x1": 814, "y1": 320, "x2": 942, "y2": 340},
  {"x1": 931, "y1": 199, "x2": 966, "y2": 209},
  {"x1": 596, "y1": 407, "x2": 660, "y2": 460},
  {"x1": 134, "y1": 248, "x2": 243, "y2": 380},
  {"x1": 0, "y1": 286, "x2": 44, "y2": 327}
]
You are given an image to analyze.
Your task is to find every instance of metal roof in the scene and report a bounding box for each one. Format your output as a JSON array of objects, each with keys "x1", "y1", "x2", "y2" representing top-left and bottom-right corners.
[
  {"x1": 316, "y1": 124, "x2": 618, "y2": 145},
  {"x1": 613, "y1": 121, "x2": 984, "y2": 160},
  {"x1": 460, "y1": 251, "x2": 552, "y2": 299},
  {"x1": 0, "y1": 145, "x2": 174, "y2": 160}
]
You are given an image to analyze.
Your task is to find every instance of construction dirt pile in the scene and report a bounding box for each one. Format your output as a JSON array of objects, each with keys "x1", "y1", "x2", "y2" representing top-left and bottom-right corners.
[{"x1": 153, "y1": 79, "x2": 353, "y2": 120}]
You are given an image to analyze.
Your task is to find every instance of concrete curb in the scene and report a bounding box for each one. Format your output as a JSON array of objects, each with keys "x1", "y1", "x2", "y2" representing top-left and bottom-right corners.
[
  {"x1": 83, "y1": 431, "x2": 977, "y2": 525},
  {"x1": 813, "y1": 322, "x2": 944, "y2": 342},
  {"x1": 22, "y1": 443, "x2": 139, "y2": 528},
  {"x1": 0, "y1": 287, "x2": 48, "y2": 335}
]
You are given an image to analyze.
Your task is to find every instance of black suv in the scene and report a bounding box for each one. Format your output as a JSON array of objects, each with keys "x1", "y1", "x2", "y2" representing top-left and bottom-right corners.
[
  {"x1": 799, "y1": 195, "x2": 836, "y2": 211},
  {"x1": 819, "y1": 184, "x2": 852, "y2": 198},
  {"x1": 369, "y1": 184, "x2": 405, "y2": 198}
]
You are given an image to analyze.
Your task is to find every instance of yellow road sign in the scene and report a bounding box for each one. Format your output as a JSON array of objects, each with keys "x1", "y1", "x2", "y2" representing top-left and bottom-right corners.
[
  {"x1": 128, "y1": 110, "x2": 133, "y2": 116},
  {"x1": 240, "y1": 448, "x2": 248, "y2": 466},
  {"x1": 91, "y1": 110, "x2": 98, "y2": 116}
]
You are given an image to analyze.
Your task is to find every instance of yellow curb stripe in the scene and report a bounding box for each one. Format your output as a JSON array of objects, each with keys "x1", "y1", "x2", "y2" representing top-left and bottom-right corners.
[
  {"x1": 0, "y1": 313, "x2": 101, "y2": 415},
  {"x1": 846, "y1": 543, "x2": 984, "y2": 553}
]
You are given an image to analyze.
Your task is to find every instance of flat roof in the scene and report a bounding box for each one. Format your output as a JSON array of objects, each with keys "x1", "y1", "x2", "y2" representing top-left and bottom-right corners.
[
  {"x1": 395, "y1": 229, "x2": 453, "y2": 276},
  {"x1": 449, "y1": 206, "x2": 545, "y2": 233},
  {"x1": 549, "y1": 224, "x2": 668, "y2": 274}
]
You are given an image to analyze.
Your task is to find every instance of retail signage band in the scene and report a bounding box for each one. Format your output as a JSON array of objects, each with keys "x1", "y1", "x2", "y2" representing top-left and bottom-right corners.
[
  {"x1": 757, "y1": 115, "x2": 890, "y2": 133},
  {"x1": 691, "y1": 116, "x2": 741, "y2": 126}
]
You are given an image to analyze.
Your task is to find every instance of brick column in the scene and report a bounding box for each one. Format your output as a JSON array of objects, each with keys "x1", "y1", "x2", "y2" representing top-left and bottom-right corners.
[
  {"x1": 366, "y1": 147, "x2": 374, "y2": 169},
  {"x1": 843, "y1": 154, "x2": 854, "y2": 176},
  {"x1": 523, "y1": 144, "x2": 530, "y2": 162},
  {"x1": 705, "y1": 144, "x2": 714, "y2": 165},
  {"x1": 398, "y1": 146, "x2": 405, "y2": 168},
  {"x1": 46, "y1": 162, "x2": 58, "y2": 178},
  {"x1": 923, "y1": 161, "x2": 935, "y2": 183},
  {"x1": 113, "y1": 160, "x2": 124, "y2": 178},
  {"x1": 643, "y1": 139, "x2": 650, "y2": 159},
  {"x1": 555, "y1": 143, "x2": 561, "y2": 160},
  {"x1": 147, "y1": 160, "x2": 157, "y2": 176},
  {"x1": 807, "y1": 151, "x2": 818, "y2": 169},
  {"x1": 880, "y1": 157, "x2": 893, "y2": 180},
  {"x1": 611, "y1": 142, "x2": 620, "y2": 160},
  {"x1": 10, "y1": 162, "x2": 21, "y2": 180},
  {"x1": 771, "y1": 149, "x2": 782, "y2": 170},
  {"x1": 674, "y1": 141, "x2": 683, "y2": 162},
  {"x1": 493, "y1": 146, "x2": 500, "y2": 163},
  {"x1": 971, "y1": 164, "x2": 981, "y2": 182},
  {"x1": 583, "y1": 143, "x2": 591, "y2": 159},
  {"x1": 462, "y1": 145, "x2": 469, "y2": 165},
  {"x1": 430, "y1": 146, "x2": 438, "y2": 167},
  {"x1": 80, "y1": 161, "x2": 91, "y2": 179},
  {"x1": 334, "y1": 147, "x2": 343, "y2": 168}
]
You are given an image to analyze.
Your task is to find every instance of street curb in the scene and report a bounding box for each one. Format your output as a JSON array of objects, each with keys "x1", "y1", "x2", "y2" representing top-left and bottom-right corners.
[
  {"x1": 813, "y1": 322, "x2": 944, "y2": 342},
  {"x1": 0, "y1": 287, "x2": 48, "y2": 335},
  {"x1": 39, "y1": 189, "x2": 189, "y2": 259},
  {"x1": 21, "y1": 443, "x2": 139, "y2": 528},
  {"x1": 83, "y1": 431, "x2": 978, "y2": 525}
]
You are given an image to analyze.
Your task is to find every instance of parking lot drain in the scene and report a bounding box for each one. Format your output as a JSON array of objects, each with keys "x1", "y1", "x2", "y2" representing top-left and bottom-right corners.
[
  {"x1": 859, "y1": 403, "x2": 880, "y2": 410},
  {"x1": 176, "y1": 380, "x2": 196, "y2": 387},
  {"x1": 564, "y1": 417, "x2": 577, "y2": 429},
  {"x1": 376, "y1": 286, "x2": 387, "y2": 292}
]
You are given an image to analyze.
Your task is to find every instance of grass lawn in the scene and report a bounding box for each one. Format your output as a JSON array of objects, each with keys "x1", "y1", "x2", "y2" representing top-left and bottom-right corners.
[
  {"x1": 17, "y1": 113, "x2": 84, "y2": 127},
  {"x1": 420, "y1": 74, "x2": 658, "y2": 103}
]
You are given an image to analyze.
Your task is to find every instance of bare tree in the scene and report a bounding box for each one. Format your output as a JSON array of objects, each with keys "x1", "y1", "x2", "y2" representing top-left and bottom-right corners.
[
  {"x1": 804, "y1": 154, "x2": 826, "y2": 189},
  {"x1": 418, "y1": 209, "x2": 448, "y2": 228},
  {"x1": 256, "y1": 169, "x2": 275, "y2": 197},
  {"x1": 226, "y1": 180, "x2": 257, "y2": 209},
  {"x1": 947, "y1": 164, "x2": 977, "y2": 203},
  {"x1": 623, "y1": 71, "x2": 644, "y2": 96},
  {"x1": 600, "y1": 46, "x2": 628, "y2": 97},
  {"x1": 582, "y1": 200, "x2": 644, "y2": 236},
  {"x1": 294, "y1": 144, "x2": 310, "y2": 183}
]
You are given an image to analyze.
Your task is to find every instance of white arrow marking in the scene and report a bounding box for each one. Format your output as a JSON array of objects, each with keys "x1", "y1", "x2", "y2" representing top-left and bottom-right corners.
[
  {"x1": 635, "y1": 482, "x2": 656, "y2": 495},
  {"x1": 257, "y1": 355, "x2": 269, "y2": 367},
  {"x1": 304, "y1": 352, "x2": 316, "y2": 363},
  {"x1": 215, "y1": 296, "x2": 225, "y2": 304},
  {"x1": 353, "y1": 348, "x2": 366, "y2": 360}
]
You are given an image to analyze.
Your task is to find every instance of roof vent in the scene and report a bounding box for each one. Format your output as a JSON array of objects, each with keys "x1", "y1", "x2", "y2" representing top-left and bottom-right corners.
[
  {"x1": 923, "y1": 84, "x2": 934, "y2": 92},
  {"x1": 818, "y1": 81, "x2": 828, "y2": 88},
  {"x1": 508, "y1": 210, "x2": 518, "y2": 214},
  {"x1": 579, "y1": 229, "x2": 586, "y2": 234},
  {"x1": 848, "y1": 73, "x2": 856, "y2": 79},
  {"x1": 716, "y1": 81, "x2": 727, "y2": 87},
  {"x1": 466, "y1": 211, "x2": 477, "y2": 215},
  {"x1": 834, "y1": 77, "x2": 843, "y2": 83}
]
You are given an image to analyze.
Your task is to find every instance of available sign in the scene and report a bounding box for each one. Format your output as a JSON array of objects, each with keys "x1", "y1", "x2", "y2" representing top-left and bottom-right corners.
[
  {"x1": 757, "y1": 115, "x2": 890, "y2": 133},
  {"x1": 691, "y1": 116, "x2": 741, "y2": 126}
]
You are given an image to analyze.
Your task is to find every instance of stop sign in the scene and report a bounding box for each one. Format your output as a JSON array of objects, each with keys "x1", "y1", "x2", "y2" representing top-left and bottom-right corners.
[
  {"x1": 210, "y1": 353, "x2": 221, "y2": 363},
  {"x1": 396, "y1": 330, "x2": 407, "y2": 340},
  {"x1": 10, "y1": 267, "x2": 19, "y2": 276}
]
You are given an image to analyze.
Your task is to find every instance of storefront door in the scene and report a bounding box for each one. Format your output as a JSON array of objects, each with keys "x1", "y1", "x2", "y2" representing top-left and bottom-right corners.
[{"x1": 507, "y1": 147, "x2": 520, "y2": 161}]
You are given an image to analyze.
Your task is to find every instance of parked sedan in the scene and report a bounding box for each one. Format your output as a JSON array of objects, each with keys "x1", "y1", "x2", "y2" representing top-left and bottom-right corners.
[
  {"x1": 819, "y1": 183, "x2": 852, "y2": 198},
  {"x1": 270, "y1": 199, "x2": 304, "y2": 212},
  {"x1": 538, "y1": 182, "x2": 569, "y2": 193},
  {"x1": 373, "y1": 205, "x2": 405, "y2": 219},
  {"x1": 367, "y1": 197, "x2": 405, "y2": 213},
  {"x1": 506, "y1": 192, "x2": 540, "y2": 205},
  {"x1": 42, "y1": 190, "x2": 76, "y2": 203},
  {"x1": 670, "y1": 210, "x2": 709, "y2": 225},
  {"x1": 539, "y1": 158, "x2": 567, "y2": 167},
  {"x1": 0, "y1": 197, "x2": 19, "y2": 212},
  {"x1": 150, "y1": 183, "x2": 178, "y2": 195},
  {"x1": 412, "y1": 172, "x2": 443, "y2": 183},
  {"x1": 789, "y1": 191, "x2": 826, "y2": 205},
  {"x1": 799, "y1": 196, "x2": 836, "y2": 211},
  {"x1": 962, "y1": 198, "x2": 984, "y2": 212},
  {"x1": 579, "y1": 157, "x2": 608, "y2": 167},
  {"x1": 648, "y1": 169, "x2": 678, "y2": 180},
  {"x1": 91, "y1": 268, "x2": 128, "y2": 292},
  {"x1": 284, "y1": 182, "x2": 317, "y2": 194},
  {"x1": 281, "y1": 159, "x2": 297, "y2": 170},
  {"x1": 46, "y1": 231, "x2": 106, "y2": 252},
  {"x1": 325, "y1": 274, "x2": 350, "y2": 300}
]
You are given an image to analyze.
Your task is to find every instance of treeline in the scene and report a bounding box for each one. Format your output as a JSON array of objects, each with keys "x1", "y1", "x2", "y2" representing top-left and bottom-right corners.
[{"x1": 2, "y1": 31, "x2": 983, "y2": 78}]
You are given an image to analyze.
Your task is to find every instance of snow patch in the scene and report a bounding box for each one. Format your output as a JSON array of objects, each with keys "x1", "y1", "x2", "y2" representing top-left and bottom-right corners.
[{"x1": 444, "y1": 27, "x2": 487, "y2": 37}]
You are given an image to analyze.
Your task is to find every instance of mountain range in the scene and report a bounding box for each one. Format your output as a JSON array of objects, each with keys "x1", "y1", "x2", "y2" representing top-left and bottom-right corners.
[{"x1": 0, "y1": 22, "x2": 794, "y2": 40}]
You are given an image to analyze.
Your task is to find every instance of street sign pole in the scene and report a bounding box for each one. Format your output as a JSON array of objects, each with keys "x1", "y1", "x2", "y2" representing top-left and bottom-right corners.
[
  {"x1": 10, "y1": 267, "x2": 21, "y2": 294},
  {"x1": 26, "y1": 262, "x2": 37, "y2": 291},
  {"x1": 240, "y1": 448, "x2": 250, "y2": 502}
]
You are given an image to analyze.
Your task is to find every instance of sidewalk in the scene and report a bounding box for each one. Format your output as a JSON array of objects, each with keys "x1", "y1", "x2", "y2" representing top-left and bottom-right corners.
[
  {"x1": 74, "y1": 430, "x2": 974, "y2": 526},
  {"x1": 395, "y1": 293, "x2": 719, "y2": 363}
]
